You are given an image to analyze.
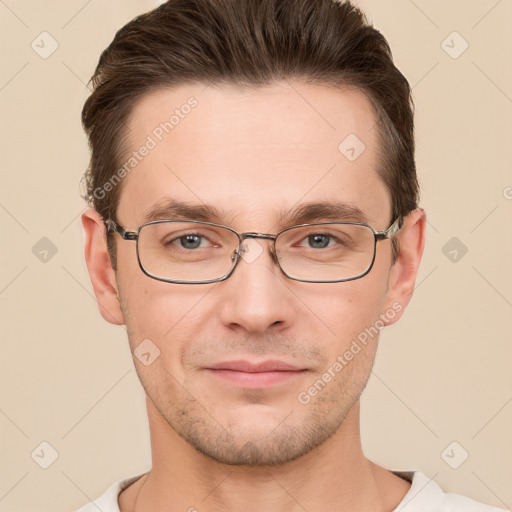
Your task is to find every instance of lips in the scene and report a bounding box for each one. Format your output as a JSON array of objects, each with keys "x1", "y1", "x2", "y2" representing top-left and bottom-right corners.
[
  {"x1": 206, "y1": 360, "x2": 303, "y2": 372},
  {"x1": 204, "y1": 360, "x2": 308, "y2": 388}
]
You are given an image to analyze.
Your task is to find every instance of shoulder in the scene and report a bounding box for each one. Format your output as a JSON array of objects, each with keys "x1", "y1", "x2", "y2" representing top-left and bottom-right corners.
[
  {"x1": 73, "y1": 472, "x2": 148, "y2": 512},
  {"x1": 393, "y1": 471, "x2": 509, "y2": 512}
]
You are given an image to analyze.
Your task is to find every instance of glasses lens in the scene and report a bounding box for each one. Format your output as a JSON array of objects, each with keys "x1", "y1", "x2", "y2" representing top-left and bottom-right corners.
[
  {"x1": 276, "y1": 223, "x2": 375, "y2": 282},
  {"x1": 137, "y1": 221, "x2": 239, "y2": 282}
]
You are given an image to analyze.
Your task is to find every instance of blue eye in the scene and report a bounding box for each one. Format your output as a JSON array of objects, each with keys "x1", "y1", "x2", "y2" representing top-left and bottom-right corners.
[
  {"x1": 305, "y1": 234, "x2": 333, "y2": 249},
  {"x1": 176, "y1": 234, "x2": 204, "y2": 249}
]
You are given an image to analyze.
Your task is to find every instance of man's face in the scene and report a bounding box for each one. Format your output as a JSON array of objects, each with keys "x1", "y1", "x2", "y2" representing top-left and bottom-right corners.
[{"x1": 112, "y1": 82, "x2": 397, "y2": 465}]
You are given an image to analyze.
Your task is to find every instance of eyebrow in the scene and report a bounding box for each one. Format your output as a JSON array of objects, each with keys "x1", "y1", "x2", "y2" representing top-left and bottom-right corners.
[
  {"x1": 278, "y1": 200, "x2": 368, "y2": 226},
  {"x1": 142, "y1": 199, "x2": 227, "y2": 224},
  {"x1": 141, "y1": 199, "x2": 369, "y2": 227}
]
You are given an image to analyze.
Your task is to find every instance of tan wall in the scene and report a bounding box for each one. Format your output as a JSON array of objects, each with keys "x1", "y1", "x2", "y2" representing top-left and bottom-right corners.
[{"x1": 1, "y1": 1, "x2": 510, "y2": 510}]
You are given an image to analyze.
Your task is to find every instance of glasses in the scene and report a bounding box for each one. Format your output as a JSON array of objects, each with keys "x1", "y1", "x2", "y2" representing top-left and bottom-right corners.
[{"x1": 105, "y1": 217, "x2": 403, "y2": 284}]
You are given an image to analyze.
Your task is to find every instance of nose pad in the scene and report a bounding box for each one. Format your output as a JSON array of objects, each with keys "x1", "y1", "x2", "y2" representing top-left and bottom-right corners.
[
  {"x1": 231, "y1": 241, "x2": 249, "y2": 260},
  {"x1": 230, "y1": 248, "x2": 241, "y2": 263}
]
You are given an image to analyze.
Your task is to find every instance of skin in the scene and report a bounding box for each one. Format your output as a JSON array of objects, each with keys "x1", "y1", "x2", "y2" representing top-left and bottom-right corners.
[{"x1": 82, "y1": 81, "x2": 426, "y2": 512}]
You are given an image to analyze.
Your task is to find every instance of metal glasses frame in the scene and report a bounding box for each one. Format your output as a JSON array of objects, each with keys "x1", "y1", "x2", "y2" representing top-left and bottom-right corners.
[{"x1": 104, "y1": 216, "x2": 403, "y2": 284}]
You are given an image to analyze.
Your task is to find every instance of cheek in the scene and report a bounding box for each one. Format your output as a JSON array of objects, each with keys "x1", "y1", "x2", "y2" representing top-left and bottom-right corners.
[
  {"x1": 116, "y1": 243, "x2": 177, "y2": 328},
  {"x1": 120, "y1": 281, "x2": 186, "y2": 336},
  {"x1": 307, "y1": 286, "x2": 384, "y2": 390},
  {"x1": 306, "y1": 276, "x2": 388, "y2": 338},
  {"x1": 117, "y1": 267, "x2": 214, "y2": 369}
]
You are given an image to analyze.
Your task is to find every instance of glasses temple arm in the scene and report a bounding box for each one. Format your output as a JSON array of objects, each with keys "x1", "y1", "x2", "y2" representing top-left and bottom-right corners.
[
  {"x1": 104, "y1": 219, "x2": 138, "y2": 240},
  {"x1": 375, "y1": 216, "x2": 403, "y2": 240}
]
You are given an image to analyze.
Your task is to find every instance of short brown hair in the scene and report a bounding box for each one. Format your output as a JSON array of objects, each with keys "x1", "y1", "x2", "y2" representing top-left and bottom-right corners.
[{"x1": 81, "y1": 0, "x2": 419, "y2": 268}]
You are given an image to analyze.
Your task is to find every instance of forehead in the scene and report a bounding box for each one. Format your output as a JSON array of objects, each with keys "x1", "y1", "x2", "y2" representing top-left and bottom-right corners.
[{"x1": 117, "y1": 81, "x2": 391, "y2": 228}]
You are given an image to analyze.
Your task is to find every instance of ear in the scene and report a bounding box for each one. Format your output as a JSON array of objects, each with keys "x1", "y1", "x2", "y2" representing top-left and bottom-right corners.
[
  {"x1": 382, "y1": 208, "x2": 426, "y2": 326},
  {"x1": 81, "y1": 207, "x2": 125, "y2": 325}
]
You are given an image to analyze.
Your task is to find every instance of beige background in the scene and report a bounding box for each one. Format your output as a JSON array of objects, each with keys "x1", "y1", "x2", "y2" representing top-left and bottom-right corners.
[{"x1": 1, "y1": 0, "x2": 511, "y2": 511}]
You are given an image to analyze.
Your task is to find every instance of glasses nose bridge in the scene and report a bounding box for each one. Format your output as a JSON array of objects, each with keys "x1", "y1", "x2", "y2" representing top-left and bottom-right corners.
[
  {"x1": 233, "y1": 232, "x2": 279, "y2": 264},
  {"x1": 239, "y1": 232, "x2": 277, "y2": 242}
]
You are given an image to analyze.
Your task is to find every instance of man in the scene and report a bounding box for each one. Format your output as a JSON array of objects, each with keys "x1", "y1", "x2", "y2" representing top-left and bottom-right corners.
[{"x1": 76, "y1": 0, "x2": 507, "y2": 510}]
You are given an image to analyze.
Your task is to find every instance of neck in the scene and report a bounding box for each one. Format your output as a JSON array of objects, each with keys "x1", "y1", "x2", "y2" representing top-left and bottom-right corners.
[{"x1": 122, "y1": 398, "x2": 410, "y2": 512}]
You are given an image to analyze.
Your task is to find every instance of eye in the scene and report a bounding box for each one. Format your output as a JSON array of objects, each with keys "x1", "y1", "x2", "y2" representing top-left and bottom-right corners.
[
  {"x1": 303, "y1": 233, "x2": 334, "y2": 249},
  {"x1": 166, "y1": 232, "x2": 216, "y2": 250},
  {"x1": 296, "y1": 231, "x2": 348, "y2": 250},
  {"x1": 174, "y1": 233, "x2": 206, "y2": 249}
]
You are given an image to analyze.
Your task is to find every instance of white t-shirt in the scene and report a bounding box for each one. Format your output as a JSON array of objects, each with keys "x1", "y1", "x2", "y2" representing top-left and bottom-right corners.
[{"x1": 75, "y1": 470, "x2": 509, "y2": 511}]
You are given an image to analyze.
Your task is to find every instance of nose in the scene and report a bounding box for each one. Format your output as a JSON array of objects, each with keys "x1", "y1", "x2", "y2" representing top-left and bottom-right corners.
[{"x1": 217, "y1": 238, "x2": 296, "y2": 335}]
